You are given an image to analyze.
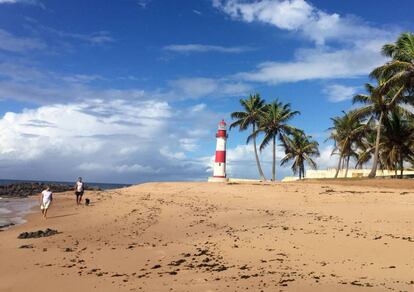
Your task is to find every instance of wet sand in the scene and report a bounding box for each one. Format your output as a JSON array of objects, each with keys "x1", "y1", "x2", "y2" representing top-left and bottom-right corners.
[
  {"x1": 0, "y1": 198, "x2": 37, "y2": 230},
  {"x1": 1, "y1": 180, "x2": 414, "y2": 291}
]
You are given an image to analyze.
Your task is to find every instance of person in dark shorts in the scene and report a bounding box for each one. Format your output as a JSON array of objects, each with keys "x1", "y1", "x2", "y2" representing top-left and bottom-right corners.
[{"x1": 74, "y1": 177, "x2": 84, "y2": 205}]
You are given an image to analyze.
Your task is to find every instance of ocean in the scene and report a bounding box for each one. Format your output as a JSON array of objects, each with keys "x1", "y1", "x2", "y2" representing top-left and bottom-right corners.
[{"x1": 0, "y1": 179, "x2": 131, "y2": 230}]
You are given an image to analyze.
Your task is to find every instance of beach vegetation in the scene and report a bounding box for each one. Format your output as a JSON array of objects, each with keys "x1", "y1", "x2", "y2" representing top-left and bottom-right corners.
[
  {"x1": 230, "y1": 94, "x2": 268, "y2": 181},
  {"x1": 280, "y1": 131, "x2": 320, "y2": 179}
]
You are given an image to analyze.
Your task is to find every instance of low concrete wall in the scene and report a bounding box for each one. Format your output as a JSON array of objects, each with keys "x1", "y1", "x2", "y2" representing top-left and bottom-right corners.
[
  {"x1": 208, "y1": 177, "x2": 264, "y2": 183},
  {"x1": 282, "y1": 168, "x2": 414, "y2": 182},
  {"x1": 228, "y1": 178, "x2": 263, "y2": 183},
  {"x1": 208, "y1": 177, "x2": 229, "y2": 183}
]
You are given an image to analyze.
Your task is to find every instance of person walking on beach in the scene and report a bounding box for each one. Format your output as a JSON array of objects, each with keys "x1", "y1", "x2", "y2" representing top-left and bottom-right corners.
[
  {"x1": 74, "y1": 177, "x2": 84, "y2": 205},
  {"x1": 40, "y1": 186, "x2": 53, "y2": 220}
]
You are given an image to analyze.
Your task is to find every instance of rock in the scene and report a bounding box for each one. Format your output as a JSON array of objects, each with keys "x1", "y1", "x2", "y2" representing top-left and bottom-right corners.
[
  {"x1": 151, "y1": 264, "x2": 161, "y2": 269},
  {"x1": 0, "y1": 182, "x2": 101, "y2": 198},
  {"x1": 18, "y1": 228, "x2": 59, "y2": 239},
  {"x1": 0, "y1": 222, "x2": 15, "y2": 230},
  {"x1": 19, "y1": 244, "x2": 34, "y2": 249},
  {"x1": 111, "y1": 273, "x2": 125, "y2": 277},
  {"x1": 169, "y1": 259, "x2": 186, "y2": 266}
]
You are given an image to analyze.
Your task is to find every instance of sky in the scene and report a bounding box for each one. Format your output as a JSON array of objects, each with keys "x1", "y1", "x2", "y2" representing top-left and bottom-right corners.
[{"x1": 0, "y1": 0, "x2": 413, "y2": 184}]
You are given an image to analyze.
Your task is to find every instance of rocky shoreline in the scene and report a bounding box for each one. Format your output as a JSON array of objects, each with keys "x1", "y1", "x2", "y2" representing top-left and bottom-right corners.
[{"x1": 0, "y1": 182, "x2": 101, "y2": 198}]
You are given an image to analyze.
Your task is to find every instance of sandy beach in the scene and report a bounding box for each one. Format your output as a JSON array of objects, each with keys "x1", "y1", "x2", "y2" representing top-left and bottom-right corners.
[{"x1": 1, "y1": 180, "x2": 414, "y2": 291}]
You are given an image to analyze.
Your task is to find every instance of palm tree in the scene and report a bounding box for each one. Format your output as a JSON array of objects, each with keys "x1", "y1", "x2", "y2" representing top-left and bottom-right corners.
[
  {"x1": 371, "y1": 32, "x2": 414, "y2": 94},
  {"x1": 230, "y1": 94, "x2": 267, "y2": 180},
  {"x1": 381, "y1": 110, "x2": 414, "y2": 178},
  {"x1": 250, "y1": 100, "x2": 300, "y2": 181},
  {"x1": 327, "y1": 111, "x2": 367, "y2": 178},
  {"x1": 280, "y1": 131, "x2": 320, "y2": 179},
  {"x1": 353, "y1": 81, "x2": 408, "y2": 178},
  {"x1": 354, "y1": 121, "x2": 377, "y2": 169}
]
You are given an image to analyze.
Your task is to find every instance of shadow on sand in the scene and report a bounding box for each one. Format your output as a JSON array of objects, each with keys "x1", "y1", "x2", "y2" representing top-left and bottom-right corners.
[{"x1": 47, "y1": 213, "x2": 78, "y2": 219}]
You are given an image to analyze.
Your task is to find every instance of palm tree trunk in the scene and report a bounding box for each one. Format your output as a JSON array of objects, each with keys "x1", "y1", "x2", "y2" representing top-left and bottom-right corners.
[
  {"x1": 252, "y1": 124, "x2": 266, "y2": 181},
  {"x1": 334, "y1": 152, "x2": 343, "y2": 178},
  {"x1": 368, "y1": 112, "x2": 384, "y2": 178},
  {"x1": 344, "y1": 155, "x2": 350, "y2": 178},
  {"x1": 272, "y1": 135, "x2": 276, "y2": 181},
  {"x1": 400, "y1": 154, "x2": 404, "y2": 179}
]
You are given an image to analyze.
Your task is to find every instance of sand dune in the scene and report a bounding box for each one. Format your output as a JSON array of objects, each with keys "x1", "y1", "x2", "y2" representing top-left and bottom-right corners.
[{"x1": 1, "y1": 180, "x2": 414, "y2": 291}]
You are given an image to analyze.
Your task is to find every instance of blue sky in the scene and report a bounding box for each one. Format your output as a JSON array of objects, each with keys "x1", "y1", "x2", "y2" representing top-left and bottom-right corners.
[{"x1": 0, "y1": 0, "x2": 413, "y2": 183}]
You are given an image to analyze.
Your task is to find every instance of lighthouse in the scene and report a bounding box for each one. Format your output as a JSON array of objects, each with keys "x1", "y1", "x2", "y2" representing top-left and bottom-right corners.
[{"x1": 209, "y1": 119, "x2": 228, "y2": 182}]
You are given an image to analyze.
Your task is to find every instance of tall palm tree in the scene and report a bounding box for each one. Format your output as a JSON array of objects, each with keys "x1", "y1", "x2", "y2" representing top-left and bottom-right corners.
[
  {"x1": 371, "y1": 32, "x2": 414, "y2": 94},
  {"x1": 230, "y1": 94, "x2": 267, "y2": 180},
  {"x1": 381, "y1": 110, "x2": 414, "y2": 178},
  {"x1": 327, "y1": 111, "x2": 367, "y2": 178},
  {"x1": 353, "y1": 81, "x2": 408, "y2": 178},
  {"x1": 250, "y1": 100, "x2": 300, "y2": 181},
  {"x1": 280, "y1": 131, "x2": 320, "y2": 179}
]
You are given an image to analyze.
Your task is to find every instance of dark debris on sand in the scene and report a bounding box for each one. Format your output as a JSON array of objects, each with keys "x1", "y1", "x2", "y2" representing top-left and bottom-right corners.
[{"x1": 18, "y1": 228, "x2": 59, "y2": 239}]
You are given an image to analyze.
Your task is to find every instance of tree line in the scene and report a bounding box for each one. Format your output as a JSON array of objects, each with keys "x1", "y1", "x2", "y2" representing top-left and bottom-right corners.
[
  {"x1": 230, "y1": 95, "x2": 319, "y2": 181},
  {"x1": 230, "y1": 32, "x2": 414, "y2": 180}
]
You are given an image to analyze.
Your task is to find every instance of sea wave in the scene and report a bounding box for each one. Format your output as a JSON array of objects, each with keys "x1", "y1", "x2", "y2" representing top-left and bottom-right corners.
[{"x1": 0, "y1": 198, "x2": 37, "y2": 230}]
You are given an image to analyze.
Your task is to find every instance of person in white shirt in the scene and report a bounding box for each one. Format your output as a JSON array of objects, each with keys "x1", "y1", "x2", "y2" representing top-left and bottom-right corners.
[
  {"x1": 40, "y1": 186, "x2": 53, "y2": 219},
  {"x1": 74, "y1": 177, "x2": 84, "y2": 205}
]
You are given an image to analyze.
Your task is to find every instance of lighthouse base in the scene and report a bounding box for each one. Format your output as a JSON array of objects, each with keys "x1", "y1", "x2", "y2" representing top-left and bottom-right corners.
[{"x1": 208, "y1": 176, "x2": 228, "y2": 183}]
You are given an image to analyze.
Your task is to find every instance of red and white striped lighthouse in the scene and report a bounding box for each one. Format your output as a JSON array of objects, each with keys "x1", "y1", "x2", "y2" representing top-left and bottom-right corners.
[{"x1": 213, "y1": 119, "x2": 227, "y2": 179}]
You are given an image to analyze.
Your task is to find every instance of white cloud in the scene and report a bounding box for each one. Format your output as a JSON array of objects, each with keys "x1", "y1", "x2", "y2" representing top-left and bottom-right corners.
[
  {"x1": 0, "y1": 99, "x2": 169, "y2": 159},
  {"x1": 314, "y1": 144, "x2": 337, "y2": 170},
  {"x1": 0, "y1": 25, "x2": 112, "y2": 56},
  {"x1": 50, "y1": 29, "x2": 114, "y2": 45},
  {"x1": 214, "y1": 0, "x2": 313, "y2": 31},
  {"x1": 0, "y1": 96, "x2": 222, "y2": 183},
  {"x1": 190, "y1": 103, "x2": 206, "y2": 113},
  {"x1": 78, "y1": 163, "x2": 103, "y2": 171},
  {"x1": 164, "y1": 44, "x2": 253, "y2": 54},
  {"x1": 159, "y1": 147, "x2": 186, "y2": 160},
  {"x1": 119, "y1": 146, "x2": 140, "y2": 156},
  {"x1": 137, "y1": 0, "x2": 151, "y2": 8},
  {"x1": 0, "y1": 62, "x2": 45, "y2": 81},
  {"x1": 237, "y1": 44, "x2": 387, "y2": 84},
  {"x1": 323, "y1": 84, "x2": 359, "y2": 103},
  {"x1": 179, "y1": 138, "x2": 198, "y2": 152},
  {"x1": 187, "y1": 128, "x2": 210, "y2": 138},
  {"x1": 33, "y1": 24, "x2": 115, "y2": 45},
  {"x1": 61, "y1": 74, "x2": 105, "y2": 83},
  {"x1": 214, "y1": 0, "x2": 398, "y2": 84},
  {"x1": 0, "y1": 0, "x2": 43, "y2": 7},
  {"x1": 0, "y1": 62, "x2": 251, "y2": 103},
  {"x1": 168, "y1": 77, "x2": 251, "y2": 99},
  {"x1": 170, "y1": 78, "x2": 218, "y2": 98},
  {"x1": 0, "y1": 29, "x2": 46, "y2": 53},
  {"x1": 213, "y1": 0, "x2": 393, "y2": 45},
  {"x1": 78, "y1": 162, "x2": 157, "y2": 174},
  {"x1": 114, "y1": 164, "x2": 155, "y2": 174}
]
